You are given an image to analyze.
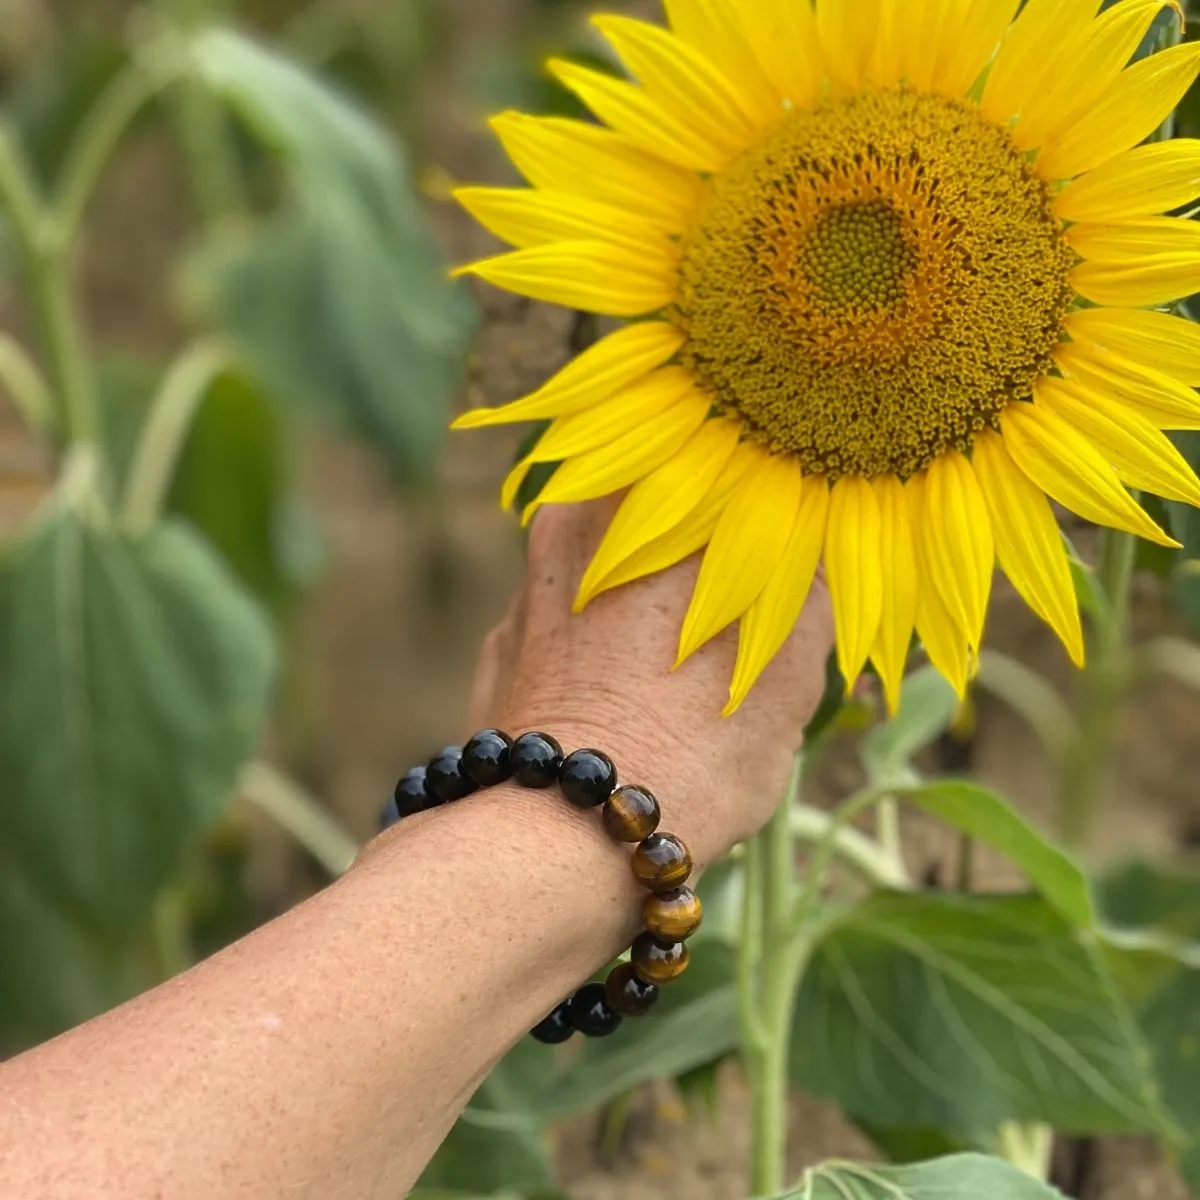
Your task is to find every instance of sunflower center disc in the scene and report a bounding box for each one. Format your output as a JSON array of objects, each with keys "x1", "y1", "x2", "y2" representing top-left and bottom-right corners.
[{"x1": 672, "y1": 89, "x2": 1075, "y2": 479}]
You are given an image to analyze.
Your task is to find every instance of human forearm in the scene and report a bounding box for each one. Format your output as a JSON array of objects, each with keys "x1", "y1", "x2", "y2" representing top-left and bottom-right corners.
[{"x1": 0, "y1": 778, "x2": 643, "y2": 1199}]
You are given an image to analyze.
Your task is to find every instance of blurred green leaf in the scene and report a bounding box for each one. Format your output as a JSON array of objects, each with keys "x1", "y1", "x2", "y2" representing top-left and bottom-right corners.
[
  {"x1": 852, "y1": 1122, "x2": 970, "y2": 1167},
  {"x1": 1099, "y1": 859, "x2": 1200, "y2": 939},
  {"x1": 0, "y1": 507, "x2": 275, "y2": 934},
  {"x1": 168, "y1": 370, "x2": 319, "y2": 618},
  {"x1": 895, "y1": 780, "x2": 1093, "y2": 926},
  {"x1": 778, "y1": 1153, "x2": 1069, "y2": 1200},
  {"x1": 860, "y1": 666, "x2": 958, "y2": 784},
  {"x1": 803, "y1": 650, "x2": 847, "y2": 745},
  {"x1": 185, "y1": 28, "x2": 477, "y2": 479},
  {"x1": 1164, "y1": 432, "x2": 1200, "y2": 630},
  {"x1": 792, "y1": 892, "x2": 1167, "y2": 1139},
  {"x1": 419, "y1": 1039, "x2": 558, "y2": 1196}
]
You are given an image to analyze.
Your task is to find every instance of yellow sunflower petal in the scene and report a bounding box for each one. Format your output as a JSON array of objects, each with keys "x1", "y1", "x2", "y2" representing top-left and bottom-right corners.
[
  {"x1": 908, "y1": 472, "x2": 972, "y2": 697},
  {"x1": 676, "y1": 453, "x2": 804, "y2": 666},
  {"x1": 869, "y1": 476, "x2": 917, "y2": 716},
  {"x1": 726, "y1": 475, "x2": 830, "y2": 715},
  {"x1": 920, "y1": 451, "x2": 994, "y2": 652},
  {"x1": 453, "y1": 323, "x2": 684, "y2": 431},
  {"x1": 1065, "y1": 216, "x2": 1200, "y2": 262},
  {"x1": 526, "y1": 389, "x2": 710, "y2": 516},
  {"x1": 488, "y1": 111, "x2": 702, "y2": 231},
  {"x1": 662, "y1": 0, "x2": 784, "y2": 126},
  {"x1": 1071, "y1": 255, "x2": 1200, "y2": 308},
  {"x1": 453, "y1": 187, "x2": 673, "y2": 255},
  {"x1": 546, "y1": 58, "x2": 729, "y2": 174},
  {"x1": 738, "y1": 0, "x2": 823, "y2": 108},
  {"x1": 1012, "y1": 1, "x2": 1181, "y2": 152},
  {"x1": 1000, "y1": 402, "x2": 1180, "y2": 547},
  {"x1": 525, "y1": 368, "x2": 696, "y2": 464},
  {"x1": 453, "y1": 241, "x2": 677, "y2": 317},
  {"x1": 973, "y1": 429, "x2": 1085, "y2": 667},
  {"x1": 1055, "y1": 340, "x2": 1200, "y2": 430},
  {"x1": 1035, "y1": 375, "x2": 1200, "y2": 507},
  {"x1": 938, "y1": 0, "x2": 1022, "y2": 100},
  {"x1": 587, "y1": 442, "x2": 761, "y2": 600},
  {"x1": 893, "y1": 0, "x2": 955, "y2": 92},
  {"x1": 816, "y1": 0, "x2": 881, "y2": 92},
  {"x1": 1064, "y1": 307, "x2": 1200, "y2": 388},
  {"x1": 588, "y1": 16, "x2": 757, "y2": 152},
  {"x1": 575, "y1": 418, "x2": 741, "y2": 610},
  {"x1": 1054, "y1": 140, "x2": 1200, "y2": 223},
  {"x1": 980, "y1": 0, "x2": 1101, "y2": 126},
  {"x1": 824, "y1": 476, "x2": 883, "y2": 691},
  {"x1": 1038, "y1": 41, "x2": 1200, "y2": 181}
]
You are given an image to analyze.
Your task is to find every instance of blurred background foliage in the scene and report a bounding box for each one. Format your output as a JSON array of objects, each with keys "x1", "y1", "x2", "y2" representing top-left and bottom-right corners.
[{"x1": 3, "y1": 2, "x2": 1200, "y2": 1199}]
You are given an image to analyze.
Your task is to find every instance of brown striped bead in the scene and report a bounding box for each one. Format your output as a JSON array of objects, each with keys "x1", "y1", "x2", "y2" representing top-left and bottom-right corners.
[
  {"x1": 631, "y1": 932, "x2": 689, "y2": 984},
  {"x1": 644, "y1": 886, "x2": 703, "y2": 941},
  {"x1": 631, "y1": 833, "x2": 692, "y2": 892},
  {"x1": 602, "y1": 784, "x2": 661, "y2": 842},
  {"x1": 605, "y1": 963, "x2": 659, "y2": 1016}
]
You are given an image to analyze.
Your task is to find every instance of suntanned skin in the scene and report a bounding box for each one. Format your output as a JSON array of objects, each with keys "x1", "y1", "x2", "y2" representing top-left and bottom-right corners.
[{"x1": 0, "y1": 500, "x2": 832, "y2": 1200}]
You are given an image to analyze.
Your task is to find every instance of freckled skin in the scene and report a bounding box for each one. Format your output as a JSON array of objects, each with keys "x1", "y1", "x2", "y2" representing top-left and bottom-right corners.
[{"x1": 673, "y1": 89, "x2": 1076, "y2": 479}]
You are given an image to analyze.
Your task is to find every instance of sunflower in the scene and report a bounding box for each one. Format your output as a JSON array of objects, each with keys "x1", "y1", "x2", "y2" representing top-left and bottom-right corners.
[{"x1": 452, "y1": 0, "x2": 1200, "y2": 715}]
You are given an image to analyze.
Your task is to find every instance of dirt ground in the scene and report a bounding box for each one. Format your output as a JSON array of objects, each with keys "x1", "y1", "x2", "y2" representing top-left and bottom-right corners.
[{"x1": 2, "y1": 0, "x2": 1199, "y2": 1196}]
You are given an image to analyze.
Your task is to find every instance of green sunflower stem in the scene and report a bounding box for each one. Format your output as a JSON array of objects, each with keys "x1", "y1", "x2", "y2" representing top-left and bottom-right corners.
[
  {"x1": 743, "y1": 757, "x2": 802, "y2": 1196},
  {"x1": 1059, "y1": 526, "x2": 1138, "y2": 850}
]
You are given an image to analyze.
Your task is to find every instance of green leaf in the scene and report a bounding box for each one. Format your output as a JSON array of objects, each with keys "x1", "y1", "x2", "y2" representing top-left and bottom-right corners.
[
  {"x1": 776, "y1": 1153, "x2": 1068, "y2": 1200},
  {"x1": 419, "y1": 1039, "x2": 558, "y2": 1196},
  {"x1": 792, "y1": 892, "x2": 1167, "y2": 1139},
  {"x1": 185, "y1": 28, "x2": 477, "y2": 479},
  {"x1": 530, "y1": 953, "x2": 739, "y2": 1124},
  {"x1": 895, "y1": 781, "x2": 1094, "y2": 927},
  {"x1": 860, "y1": 666, "x2": 958, "y2": 784},
  {"x1": 0, "y1": 507, "x2": 275, "y2": 934},
  {"x1": 851, "y1": 1122, "x2": 969, "y2": 1167},
  {"x1": 1098, "y1": 859, "x2": 1200, "y2": 940}
]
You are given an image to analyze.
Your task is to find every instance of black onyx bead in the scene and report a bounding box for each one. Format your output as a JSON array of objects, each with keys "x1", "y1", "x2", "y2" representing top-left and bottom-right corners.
[
  {"x1": 425, "y1": 747, "x2": 478, "y2": 804},
  {"x1": 559, "y1": 748, "x2": 618, "y2": 809},
  {"x1": 570, "y1": 982, "x2": 622, "y2": 1038},
  {"x1": 511, "y1": 731, "x2": 564, "y2": 788},
  {"x1": 530, "y1": 998, "x2": 575, "y2": 1045},
  {"x1": 462, "y1": 728, "x2": 514, "y2": 787},
  {"x1": 377, "y1": 796, "x2": 401, "y2": 831},
  {"x1": 393, "y1": 767, "x2": 433, "y2": 818},
  {"x1": 605, "y1": 963, "x2": 659, "y2": 1017}
]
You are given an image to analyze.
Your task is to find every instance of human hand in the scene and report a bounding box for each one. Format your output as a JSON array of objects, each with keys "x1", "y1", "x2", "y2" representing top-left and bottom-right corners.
[{"x1": 469, "y1": 499, "x2": 834, "y2": 869}]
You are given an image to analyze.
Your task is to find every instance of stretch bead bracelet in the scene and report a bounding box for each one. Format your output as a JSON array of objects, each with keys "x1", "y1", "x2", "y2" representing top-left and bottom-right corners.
[{"x1": 380, "y1": 728, "x2": 701, "y2": 1044}]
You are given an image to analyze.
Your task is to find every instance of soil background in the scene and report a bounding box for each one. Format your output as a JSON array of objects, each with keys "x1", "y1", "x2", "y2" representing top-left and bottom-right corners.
[{"x1": 2, "y1": 0, "x2": 1199, "y2": 1197}]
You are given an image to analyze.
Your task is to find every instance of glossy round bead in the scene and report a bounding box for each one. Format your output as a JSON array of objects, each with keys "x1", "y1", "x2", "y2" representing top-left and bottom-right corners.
[
  {"x1": 425, "y1": 747, "x2": 478, "y2": 804},
  {"x1": 570, "y1": 982, "x2": 623, "y2": 1038},
  {"x1": 462, "y1": 728, "x2": 514, "y2": 787},
  {"x1": 558, "y1": 748, "x2": 618, "y2": 809},
  {"x1": 630, "y1": 932, "x2": 689, "y2": 984},
  {"x1": 603, "y1": 784, "x2": 661, "y2": 842},
  {"x1": 511, "y1": 731, "x2": 564, "y2": 788},
  {"x1": 605, "y1": 963, "x2": 659, "y2": 1017},
  {"x1": 393, "y1": 767, "x2": 433, "y2": 818},
  {"x1": 530, "y1": 998, "x2": 575, "y2": 1045},
  {"x1": 644, "y1": 887, "x2": 703, "y2": 941},
  {"x1": 377, "y1": 796, "x2": 401, "y2": 831},
  {"x1": 631, "y1": 833, "x2": 692, "y2": 892}
]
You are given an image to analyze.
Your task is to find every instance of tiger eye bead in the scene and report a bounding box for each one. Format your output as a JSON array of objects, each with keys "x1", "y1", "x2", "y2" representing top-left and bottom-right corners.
[
  {"x1": 425, "y1": 746, "x2": 477, "y2": 803},
  {"x1": 393, "y1": 767, "x2": 433, "y2": 817},
  {"x1": 602, "y1": 785, "x2": 661, "y2": 842},
  {"x1": 559, "y1": 748, "x2": 617, "y2": 809},
  {"x1": 644, "y1": 887, "x2": 703, "y2": 941},
  {"x1": 605, "y1": 963, "x2": 659, "y2": 1017},
  {"x1": 511, "y1": 732, "x2": 564, "y2": 788},
  {"x1": 462, "y1": 728, "x2": 514, "y2": 787},
  {"x1": 571, "y1": 982, "x2": 623, "y2": 1038},
  {"x1": 530, "y1": 998, "x2": 575, "y2": 1045},
  {"x1": 630, "y1": 932, "x2": 689, "y2": 984},
  {"x1": 631, "y1": 833, "x2": 692, "y2": 892}
]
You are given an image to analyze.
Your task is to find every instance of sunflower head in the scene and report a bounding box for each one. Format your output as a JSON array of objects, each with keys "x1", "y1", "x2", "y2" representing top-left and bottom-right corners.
[{"x1": 453, "y1": 0, "x2": 1200, "y2": 715}]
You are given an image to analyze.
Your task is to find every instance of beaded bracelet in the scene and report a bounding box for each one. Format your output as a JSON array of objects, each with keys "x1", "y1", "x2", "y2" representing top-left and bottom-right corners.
[{"x1": 380, "y1": 728, "x2": 701, "y2": 1044}]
